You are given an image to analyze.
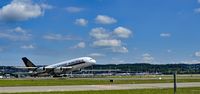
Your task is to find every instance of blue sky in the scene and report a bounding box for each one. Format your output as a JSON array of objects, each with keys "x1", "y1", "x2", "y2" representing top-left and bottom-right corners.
[{"x1": 0, "y1": 0, "x2": 200, "y2": 66}]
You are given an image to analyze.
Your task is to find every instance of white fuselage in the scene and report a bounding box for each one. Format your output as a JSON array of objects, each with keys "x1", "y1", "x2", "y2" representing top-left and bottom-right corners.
[{"x1": 34, "y1": 57, "x2": 96, "y2": 75}]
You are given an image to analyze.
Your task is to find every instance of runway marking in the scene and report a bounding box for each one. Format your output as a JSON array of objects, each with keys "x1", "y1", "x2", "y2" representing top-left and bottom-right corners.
[{"x1": 0, "y1": 82, "x2": 200, "y2": 93}]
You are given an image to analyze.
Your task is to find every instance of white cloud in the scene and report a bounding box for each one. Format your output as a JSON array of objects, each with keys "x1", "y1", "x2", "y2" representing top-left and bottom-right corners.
[
  {"x1": 90, "y1": 27, "x2": 110, "y2": 39},
  {"x1": 167, "y1": 49, "x2": 172, "y2": 53},
  {"x1": 13, "y1": 26, "x2": 26, "y2": 33},
  {"x1": 93, "y1": 39, "x2": 121, "y2": 47},
  {"x1": 0, "y1": 33, "x2": 31, "y2": 41},
  {"x1": 65, "y1": 6, "x2": 84, "y2": 13},
  {"x1": 180, "y1": 60, "x2": 200, "y2": 64},
  {"x1": 43, "y1": 33, "x2": 78, "y2": 41},
  {"x1": 89, "y1": 27, "x2": 131, "y2": 53},
  {"x1": 0, "y1": 0, "x2": 51, "y2": 21},
  {"x1": 95, "y1": 15, "x2": 117, "y2": 24},
  {"x1": 0, "y1": 27, "x2": 31, "y2": 41},
  {"x1": 112, "y1": 46, "x2": 128, "y2": 53},
  {"x1": 21, "y1": 44, "x2": 35, "y2": 49},
  {"x1": 198, "y1": 0, "x2": 200, "y2": 3},
  {"x1": 0, "y1": 47, "x2": 4, "y2": 52},
  {"x1": 194, "y1": 8, "x2": 200, "y2": 13},
  {"x1": 141, "y1": 53, "x2": 154, "y2": 63},
  {"x1": 142, "y1": 53, "x2": 151, "y2": 57},
  {"x1": 73, "y1": 42, "x2": 86, "y2": 48},
  {"x1": 160, "y1": 33, "x2": 171, "y2": 37},
  {"x1": 40, "y1": 4, "x2": 53, "y2": 9},
  {"x1": 88, "y1": 53, "x2": 105, "y2": 57},
  {"x1": 113, "y1": 26, "x2": 132, "y2": 38},
  {"x1": 74, "y1": 18, "x2": 88, "y2": 26},
  {"x1": 195, "y1": 51, "x2": 200, "y2": 57}
]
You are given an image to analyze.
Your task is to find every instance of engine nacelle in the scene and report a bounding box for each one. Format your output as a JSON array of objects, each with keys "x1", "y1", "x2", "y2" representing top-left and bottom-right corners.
[
  {"x1": 36, "y1": 67, "x2": 46, "y2": 73},
  {"x1": 54, "y1": 67, "x2": 64, "y2": 73}
]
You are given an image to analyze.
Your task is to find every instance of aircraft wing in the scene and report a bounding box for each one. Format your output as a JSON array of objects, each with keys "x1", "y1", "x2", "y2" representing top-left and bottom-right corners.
[
  {"x1": 45, "y1": 66, "x2": 73, "y2": 70},
  {"x1": 60, "y1": 66, "x2": 73, "y2": 69},
  {"x1": 15, "y1": 67, "x2": 37, "y2": 69}
]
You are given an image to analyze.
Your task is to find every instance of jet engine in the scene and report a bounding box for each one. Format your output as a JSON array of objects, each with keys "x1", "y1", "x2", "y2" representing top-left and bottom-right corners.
[
  {"x1": 36, "y1": 67, "x2": 46, "y2": 73},
  {"x1": 54, "y1": 67, "x2": 64, "y2": 73}
]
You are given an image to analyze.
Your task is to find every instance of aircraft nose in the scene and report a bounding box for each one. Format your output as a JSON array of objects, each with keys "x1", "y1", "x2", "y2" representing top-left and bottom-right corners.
[{"x1": 90, "y1": 59, "x2": 96, "y2": 64}]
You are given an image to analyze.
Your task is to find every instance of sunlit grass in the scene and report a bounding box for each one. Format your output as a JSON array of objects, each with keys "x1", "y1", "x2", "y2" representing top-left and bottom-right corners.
[
  {"x1": 3, "y1": 87, "x2": 200, "y2": 94},
  {"x1": 0, "y1": 78, "x2": 200, "y2": 86}
]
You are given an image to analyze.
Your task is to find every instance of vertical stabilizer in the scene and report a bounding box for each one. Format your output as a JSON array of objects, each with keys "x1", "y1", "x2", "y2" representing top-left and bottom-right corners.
[{"x1": 22, "y1": 57, "x2": 36, "y2": 67}]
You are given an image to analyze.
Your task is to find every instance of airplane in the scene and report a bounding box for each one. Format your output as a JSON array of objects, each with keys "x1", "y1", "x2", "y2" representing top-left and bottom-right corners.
[{"x1": 19, "y1": 57, "x2": 96, "y2": 76}]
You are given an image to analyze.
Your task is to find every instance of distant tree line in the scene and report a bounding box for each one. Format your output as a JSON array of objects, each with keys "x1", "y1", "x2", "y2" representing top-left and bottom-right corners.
[{"x1": 86, "y1": 63, "x2": 200, "y2": 74}]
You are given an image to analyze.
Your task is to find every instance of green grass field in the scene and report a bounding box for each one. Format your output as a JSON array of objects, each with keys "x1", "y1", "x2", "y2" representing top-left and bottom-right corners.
[
  {"x1": 0, "y1": 78, "x2": 200, "y2": 86},
  {"x1": 0, "y1": 75, "x2": 199, "y2": 87},
  {"x1": 105, "y1": 74, "x2": 200, "y2": 79},
  {"x1": 2, "y1": 87, "x2": 200, "y2": 94}
]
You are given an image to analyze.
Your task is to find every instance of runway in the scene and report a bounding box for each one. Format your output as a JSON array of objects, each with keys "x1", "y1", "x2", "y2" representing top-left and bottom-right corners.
[{"x1": 0, "y1": 82, "x2": 200, "y2": 93}]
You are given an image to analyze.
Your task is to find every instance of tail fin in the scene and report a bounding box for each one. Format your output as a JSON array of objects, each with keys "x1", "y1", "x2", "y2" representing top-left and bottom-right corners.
[{"x1": 22, "y1": 57, "x2": 36, "y2": 67}]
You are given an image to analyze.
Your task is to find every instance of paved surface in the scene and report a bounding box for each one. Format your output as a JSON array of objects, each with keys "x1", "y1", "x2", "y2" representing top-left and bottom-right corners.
[{"x1": 0, "y1": 82, "x2": 200, "y2": 93}]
